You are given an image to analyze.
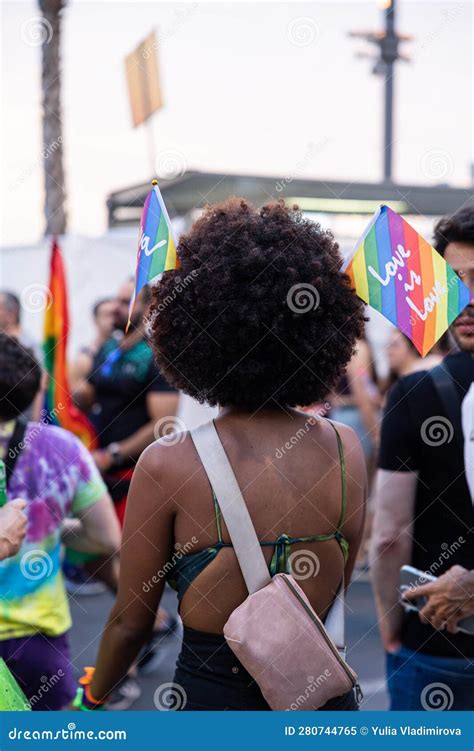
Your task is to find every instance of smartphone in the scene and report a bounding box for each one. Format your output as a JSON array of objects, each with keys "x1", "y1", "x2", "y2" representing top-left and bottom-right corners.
[{"x1": 399, "y1": 565, "x2": 474, "y2": 636}]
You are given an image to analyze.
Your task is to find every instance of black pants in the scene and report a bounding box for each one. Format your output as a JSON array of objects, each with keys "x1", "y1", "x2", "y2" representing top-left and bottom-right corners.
[{"x1": 173, "y1": 626, "x2": 359, "y2": 711}]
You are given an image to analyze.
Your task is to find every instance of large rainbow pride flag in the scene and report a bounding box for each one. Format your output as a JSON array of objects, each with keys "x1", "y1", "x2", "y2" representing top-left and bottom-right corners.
[
  {"x1": 127, "y1": 180, "x2": 179, "y2": 329},
  {"x1": 343, "y1": 205, "x2": 471, "y2": 356},
  {"x1": 43, "y1": 239, "x2": 98, "y2": 449}
]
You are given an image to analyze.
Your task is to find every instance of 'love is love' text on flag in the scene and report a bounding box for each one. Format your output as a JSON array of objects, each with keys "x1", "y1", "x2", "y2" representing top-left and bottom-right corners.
[{"x1": 343, "y1": 205, "x2": 471, "y2": 356}]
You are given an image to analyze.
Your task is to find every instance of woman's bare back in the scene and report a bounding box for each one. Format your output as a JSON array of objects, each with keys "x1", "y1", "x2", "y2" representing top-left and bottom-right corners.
[{"x1": 163, "y1": 409, "x2": 366, "y2": 632}]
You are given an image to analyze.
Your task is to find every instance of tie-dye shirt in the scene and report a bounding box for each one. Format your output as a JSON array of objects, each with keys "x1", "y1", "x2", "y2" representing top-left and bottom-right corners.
[{"x1": 0, "y1": 422, "x2": 106, "y2": 640}]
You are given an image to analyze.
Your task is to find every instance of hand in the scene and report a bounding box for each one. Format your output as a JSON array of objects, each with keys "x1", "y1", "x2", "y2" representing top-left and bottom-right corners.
[
  {"x1": 0, "y1": 499, "x2": 28, "y2": 560},
  {"x1": 382, "y1": 635, "x2": 402, "y2": 654},
  {"x1": 403, "y1": 565, "x2": 474, "y2": 633},
  {"x1": 378, "y1": 620, "x2": 402, "y2": 654},
  {"x1": 92, "y1": 449, "x2": 113, "y2": 472}
]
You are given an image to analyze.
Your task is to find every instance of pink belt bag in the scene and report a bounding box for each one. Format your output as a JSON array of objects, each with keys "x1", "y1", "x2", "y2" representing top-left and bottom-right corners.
[{"x1": 191, "y1": 421, "x2": 361, "y2": 711}]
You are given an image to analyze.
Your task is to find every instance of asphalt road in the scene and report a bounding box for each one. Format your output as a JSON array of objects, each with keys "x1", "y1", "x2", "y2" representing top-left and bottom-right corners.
[{"x1": 68, "y1": 573, "x2": 389, "y2": 711}]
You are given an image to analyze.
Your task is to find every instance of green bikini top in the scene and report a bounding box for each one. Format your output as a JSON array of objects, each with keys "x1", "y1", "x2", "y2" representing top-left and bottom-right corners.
[{"x1": 167, "y1": 421, "x2": 349, "y2": 602}]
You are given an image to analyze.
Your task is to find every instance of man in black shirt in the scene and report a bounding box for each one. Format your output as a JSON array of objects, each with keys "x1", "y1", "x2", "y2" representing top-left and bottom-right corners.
[{"x1": 371, "y1": 205, "x2": 474, "y2": 710}]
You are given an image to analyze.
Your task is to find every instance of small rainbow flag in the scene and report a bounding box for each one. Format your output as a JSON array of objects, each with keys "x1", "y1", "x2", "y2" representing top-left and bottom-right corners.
[
  {"x1": 127, "y1": 180, "x2": 179, "y2": 329},
  {"x1": 43, "y1": 239, "x2": 98, "y2": 450},
  {"x1": 343, "y1": 205, "x2": 472, "y2": 356}
]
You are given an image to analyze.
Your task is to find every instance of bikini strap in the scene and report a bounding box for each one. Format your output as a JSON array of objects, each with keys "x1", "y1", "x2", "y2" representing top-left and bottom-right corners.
[
  {"x1": 326, "y1": 420, "x2": 347, "y2": 532},
  {"x1": 191, "y1": 421, "x2": 271, "y2": 595},
  {"x1": 213, "y1": 491, "x2": 224, "y2": 543}
]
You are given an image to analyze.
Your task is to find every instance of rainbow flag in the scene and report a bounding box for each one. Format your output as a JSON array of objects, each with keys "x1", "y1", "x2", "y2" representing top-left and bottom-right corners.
[
  {"x1": 0, "y1": 659, "x2": 31, "y2": 710},
  {"x1": 127, "y1": 180, "x2": 179, "y2": 329},
  {"x1": 343, "y1": 205, "x2": 472, "y2": 356},
  {"x1": 43, "y1": 239, "x2": 98, "y2": 449}
]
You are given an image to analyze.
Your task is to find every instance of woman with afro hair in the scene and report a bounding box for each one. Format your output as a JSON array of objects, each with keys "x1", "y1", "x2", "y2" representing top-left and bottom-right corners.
[{"x1": 89, "y1": 198, "x2": 367, "y2": 711}]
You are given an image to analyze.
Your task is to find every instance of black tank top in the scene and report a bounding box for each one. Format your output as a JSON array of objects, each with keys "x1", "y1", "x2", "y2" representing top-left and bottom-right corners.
[{"x1": 379, "y1": 351, "x2": 474, "y2": 658}]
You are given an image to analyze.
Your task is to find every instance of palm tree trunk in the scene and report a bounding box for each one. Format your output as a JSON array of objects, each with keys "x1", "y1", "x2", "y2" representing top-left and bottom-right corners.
[{"x1": 39, "y1": 0, "x2": 67, "y2": 236}]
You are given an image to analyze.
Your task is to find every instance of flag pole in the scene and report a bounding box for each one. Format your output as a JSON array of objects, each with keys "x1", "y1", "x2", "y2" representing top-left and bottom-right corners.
[{"x1": 341, "y1": 205, "x2": 383, "y2": 272}]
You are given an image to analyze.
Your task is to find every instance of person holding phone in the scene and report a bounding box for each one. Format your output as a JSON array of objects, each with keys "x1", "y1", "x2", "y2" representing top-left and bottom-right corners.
[
  {"x1": 370, "y1": 204, "x2": 474, "y2": 711},
  {"x1": 403, "y1": 565, "x2": 474, "y2": 634}
]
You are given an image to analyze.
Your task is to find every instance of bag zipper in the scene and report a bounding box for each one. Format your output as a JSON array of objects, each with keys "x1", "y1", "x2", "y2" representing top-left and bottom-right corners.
[{"x1": 281, "y1": 574, "x2": 362, "y2": 701}]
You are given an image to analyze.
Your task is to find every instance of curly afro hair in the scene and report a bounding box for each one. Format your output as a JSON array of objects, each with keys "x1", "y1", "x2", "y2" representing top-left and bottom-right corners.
[
  {"x1": 0, "y1": 333, "x2": 41, "y2": 420},
  {"x1": 148, "y1": 198, "x2": 365, "y2": 410}
]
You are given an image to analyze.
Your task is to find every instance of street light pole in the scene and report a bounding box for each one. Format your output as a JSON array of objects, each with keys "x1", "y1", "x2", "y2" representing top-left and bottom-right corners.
[
  {"x1": 349, "y1": 0, "x2": 412, "y2": 184},
  {"x1": 381, "y1": 0, "x2": 398, "y2": 182}
]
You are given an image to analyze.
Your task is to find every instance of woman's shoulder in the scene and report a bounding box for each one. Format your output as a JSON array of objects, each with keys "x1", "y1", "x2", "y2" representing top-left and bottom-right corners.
[
  {"x1": 299, "y1": 412, "x2": 363, "y2": 455},
  {"x1": 136, "y1": 429, "x2": 199, "y2": 494},
  {"x1": 324, "y1": 417, "x2": 362, "y2": 448}
]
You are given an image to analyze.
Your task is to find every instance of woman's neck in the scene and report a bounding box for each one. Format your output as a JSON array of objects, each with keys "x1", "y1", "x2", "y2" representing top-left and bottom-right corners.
[{"x1": 218, "y1": 404, "x2": 297, "y2": 422}]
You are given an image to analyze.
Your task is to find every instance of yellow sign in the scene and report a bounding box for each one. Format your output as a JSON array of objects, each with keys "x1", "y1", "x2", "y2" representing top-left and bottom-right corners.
[{"x1": 125, "y1": 31, "x2": 162, "y2": 128}]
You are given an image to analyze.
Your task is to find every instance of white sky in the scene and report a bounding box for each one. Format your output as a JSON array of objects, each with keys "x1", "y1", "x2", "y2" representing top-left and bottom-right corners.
[{"x1": 1, "y1": 0, "x2": 472, "y2": 246}]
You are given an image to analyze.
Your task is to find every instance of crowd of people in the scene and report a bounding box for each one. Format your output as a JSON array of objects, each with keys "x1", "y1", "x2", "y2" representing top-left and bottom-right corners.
[{"x1": 0, "y1": 200, "x2": 472, "y2": 712}]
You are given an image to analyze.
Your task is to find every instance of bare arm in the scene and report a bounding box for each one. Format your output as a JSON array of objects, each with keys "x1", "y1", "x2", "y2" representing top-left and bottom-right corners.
[
  {"x1": 346, "y1": 341, "x2": 380, "y2": 446},
  {"x1": 73, "y1": 380, "x2": 96, "y2": 412},
  {"x1": 69, "y1": 351, "x2": 94, "y2": 394},
  {"x1": 61, "y1": 493, "x2": 121, "y2": 556},
  {"x1": 109, "y1": 391, "x2": 179, "y2": 463},
  {"x1": 90, "y1": 442, "x2": 176, "y2": 701},
  {"x1": 370, "y1": 469, "x2": 417, "y2": 652}
]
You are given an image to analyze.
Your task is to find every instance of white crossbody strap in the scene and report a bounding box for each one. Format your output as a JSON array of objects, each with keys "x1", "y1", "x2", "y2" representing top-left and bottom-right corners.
[
  {"x1": 191, "y1": 421, "x2": 271, "y2": 594},
  {"x1": 190, "y1": 420, "x2": 345, "y2": 647}
]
